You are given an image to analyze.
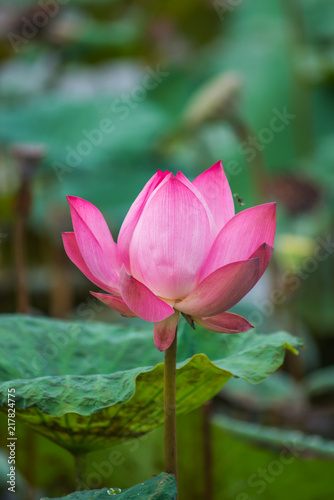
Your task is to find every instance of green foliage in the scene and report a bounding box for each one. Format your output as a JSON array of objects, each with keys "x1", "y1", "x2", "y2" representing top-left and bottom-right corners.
[
  {"x1": 42, "y1": 473, "x2": 177, "y2": 500},
  {"x1": 0, "y1": 93, "x2": 168, "y2": 155},
  {"x1": 0, "y1": 92, "x2": 171, "y2": 231},
  {"x1": 214, "y1": 415, "x2": 334, "y2": 458},
  {"x1": 221, "y1": 371, "x2": 304, "y2": 410},
  {"x1": 305, "y1": 365, "x2": 334, "y2": 398},
  {"x1": 80, "y1": 410, "x2": 334, "y2": 500},
  {"x1": 211, "y1": 417, "x2": 334, "y2": 500},
  {"x1": 0, "y1": 314, "x2": 301, "y2": 453}
]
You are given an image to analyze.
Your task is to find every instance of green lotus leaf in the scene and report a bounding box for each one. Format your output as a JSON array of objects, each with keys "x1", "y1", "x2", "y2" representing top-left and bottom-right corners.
[
  {"x1": 305, "y1": 365, "x2": 334, "y2": 398},
  {"x1": 221, "y1": 371, "x2": 304, "y2": 410},
  {"x1": 0, "y1": 314, "x2": 302, "y2": 453},
  {"x1": 42, "y1": 472, "x2": 177, "y2": 500},
  {"x1": 214, "y1": 415, "x2": 334, "y2": 458}
]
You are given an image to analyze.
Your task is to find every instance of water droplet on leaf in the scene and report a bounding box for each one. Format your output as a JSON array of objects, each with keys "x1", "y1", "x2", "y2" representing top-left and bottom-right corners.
[{"x1": 107, "y1": 488, "x2": 122, "y2": 495}]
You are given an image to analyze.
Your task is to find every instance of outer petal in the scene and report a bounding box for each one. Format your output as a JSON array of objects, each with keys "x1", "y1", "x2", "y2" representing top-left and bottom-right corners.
[
  {"x1": 117, "y1": 170, "x2": 169, "y2": 273},
  {"x1": 119, "y1": 267, "x2": 174, "y2": 322},
  {"x1": 62, "y1": 232, "x2": 120, "y2": 295},
  {"x1": 192, "y1": 160, "x2": 235, "y2": 232},
  {"x1": 193, "y1": 311, "x2": 253, "y2": 333},
  {"x1": 67, "y1": 196, "x2": 119, "y2": 287},
  {"x1": 176, "y1": 259, "x2": 259, "y2": 317},
  {"x1": 130, "y1": 176, "x2": 215, "y2": 300},
  {"x1": 201, "y1": 202, "x2": 276, "y2": 279},
  {"x1": 249, "y1": 242, "x2": 274, "y2": 281},
  {"x1": 90, "y1": 292, "x2": 137, "y2": 317},
  {"x1": 154, "y1": 310, "x2": 179, "y2": 351}
]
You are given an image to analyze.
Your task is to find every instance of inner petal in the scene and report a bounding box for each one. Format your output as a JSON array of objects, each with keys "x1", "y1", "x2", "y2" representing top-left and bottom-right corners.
[{"x1": 129, "y1": 176, "x2": 214, "y2": 300}]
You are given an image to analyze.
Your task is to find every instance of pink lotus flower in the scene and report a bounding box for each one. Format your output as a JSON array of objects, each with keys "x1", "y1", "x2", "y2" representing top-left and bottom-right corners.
[{"x1": 63, "y1": 161, "x2": 276, "y2": 351}]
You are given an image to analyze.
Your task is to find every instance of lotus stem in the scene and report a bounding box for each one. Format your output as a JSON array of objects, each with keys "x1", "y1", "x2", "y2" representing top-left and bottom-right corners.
[
  {"x1": 12, "y1": 143, "x2": 45, "y2": 313},
  {"x1": 14, "y1": 213, "x2": 29, "y2": 313},
  {"x1": 202, "y1": 400, "x2": 213, "y2": 500},
  {"x1": 74, "y1": 453, "x2": 86, "y2": 491},
  {"x1": 164, "y1": 327, "x2": 178, "y2": 485}
]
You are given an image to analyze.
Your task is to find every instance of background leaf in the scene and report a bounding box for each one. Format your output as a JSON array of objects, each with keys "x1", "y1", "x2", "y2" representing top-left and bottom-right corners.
[
  {"x1": 213, "y1": 415, "x2": 334, "y2": 458},
  {"x1": 70, "y1": 410, "x2": 334, "y2": 500}
]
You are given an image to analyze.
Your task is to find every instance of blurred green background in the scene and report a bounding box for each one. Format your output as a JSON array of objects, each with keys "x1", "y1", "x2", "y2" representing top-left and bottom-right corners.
[{"x1": 0, "y1": 0, "x2": 334, "y2": 498}]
